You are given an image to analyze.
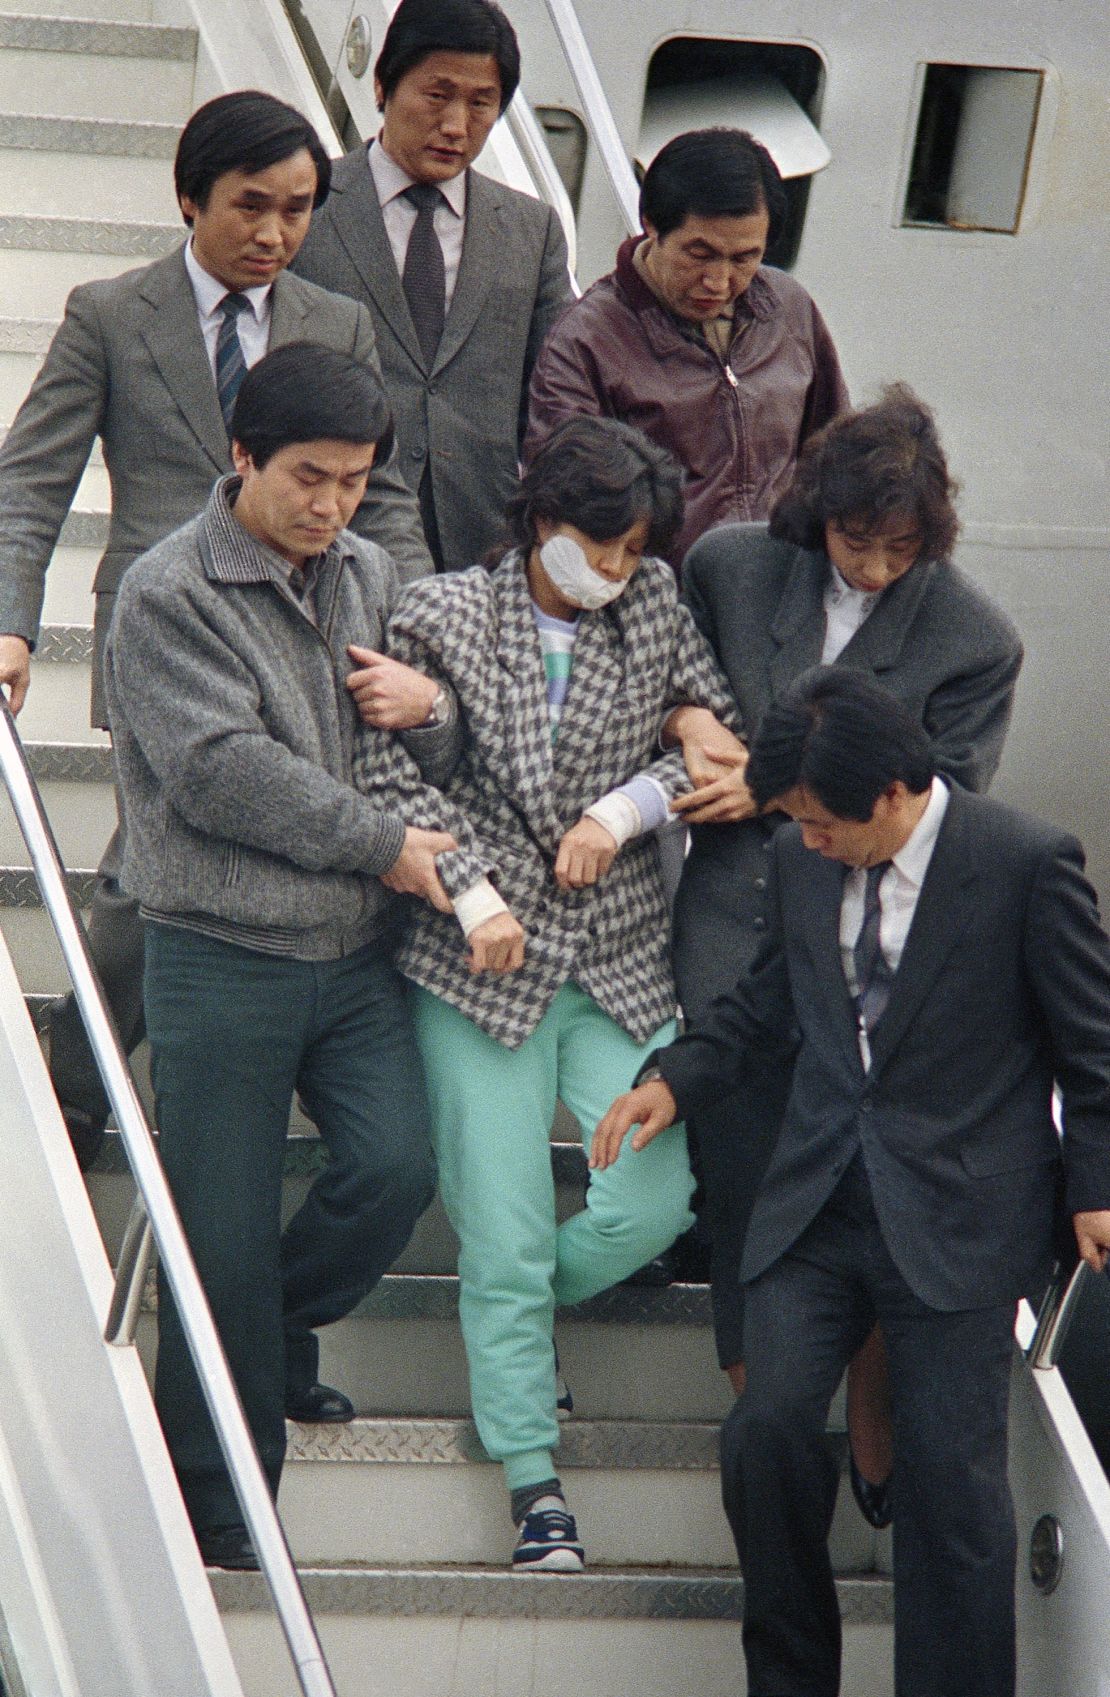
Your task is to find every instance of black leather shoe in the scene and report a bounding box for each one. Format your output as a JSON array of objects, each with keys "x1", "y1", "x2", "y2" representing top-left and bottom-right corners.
[
  {"x1": 849, "y1": 1453, "x2": 893, "y2": 1529},
  {"x1": 61, "y1": 1105, "x2": 106, "y2": 1172},
  {"x1": 284, "y1": 1382, "x2": 355, "y2": 1424},
  {"x1": 197, "y1": 1523, "x2": 259, "y2": 1570}
]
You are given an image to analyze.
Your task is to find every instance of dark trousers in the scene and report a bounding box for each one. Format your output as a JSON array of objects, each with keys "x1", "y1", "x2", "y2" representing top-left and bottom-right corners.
[
  {"x1": 722, "y1": 1156, "x2": 1017, "y2": 1697},
  {"x1": 144, "y1": 923, "x2": 436, "y2": 1534},
  {"x1": 49, "y1": 819, "x2": 146, "y2": 1133}
]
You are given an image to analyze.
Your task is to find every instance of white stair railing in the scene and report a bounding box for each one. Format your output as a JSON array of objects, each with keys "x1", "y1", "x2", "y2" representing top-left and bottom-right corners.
[{"x1": 0, "y1": 701, "x2": 337, "y2": 1697}]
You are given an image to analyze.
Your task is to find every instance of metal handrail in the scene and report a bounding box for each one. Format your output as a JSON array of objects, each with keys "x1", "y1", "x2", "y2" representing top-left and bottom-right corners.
[
  {"x1": 0, "y1": 702, "x2": 337, "y2": 1697},
  {"x1": 503, "y1": 86, "x2": 581, "y2": 282},
  {"x1": 1026, "y1": 1256, "x2": 1093, "y2": 1371},
  {"x1": 541, "y1": 0, "x2": 641, "y2": 238}
]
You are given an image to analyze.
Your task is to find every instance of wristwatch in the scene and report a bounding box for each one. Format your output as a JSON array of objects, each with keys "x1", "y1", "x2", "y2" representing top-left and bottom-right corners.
[
  {"x1": 638, "y1": 1066, "x2": 664, "y2": 1086},
  {"x1": 423, "y1": 687, "x2": 450, "y2": 727}
]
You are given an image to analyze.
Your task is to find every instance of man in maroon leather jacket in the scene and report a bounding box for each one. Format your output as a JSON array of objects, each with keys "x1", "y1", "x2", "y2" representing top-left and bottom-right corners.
[{"x1": 526, "y1": 128, "x2": 847, "y2": 571}]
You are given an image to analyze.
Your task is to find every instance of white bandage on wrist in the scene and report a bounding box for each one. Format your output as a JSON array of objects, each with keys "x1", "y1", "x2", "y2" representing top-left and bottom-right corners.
[
  {"x1": 452, "y1": 876, "x2": 510, "y2": 938},
  {"x1": 584, "y1": 791, "x2": 642, "y2": 849}
]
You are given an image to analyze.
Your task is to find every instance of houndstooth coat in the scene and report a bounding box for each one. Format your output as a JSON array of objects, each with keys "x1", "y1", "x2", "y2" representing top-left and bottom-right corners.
[{"x1": 353, "y1": 551, "x2": 740, "y2": 1048}]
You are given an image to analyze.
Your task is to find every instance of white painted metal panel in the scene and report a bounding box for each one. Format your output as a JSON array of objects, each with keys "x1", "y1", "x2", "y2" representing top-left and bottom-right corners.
[
  {"x1": 1013, "y1": 1302, "x2": 1110, "y2": 1695},
  {"x1": 0, "y1": 933, "x2": 244, "y2": 1695}
]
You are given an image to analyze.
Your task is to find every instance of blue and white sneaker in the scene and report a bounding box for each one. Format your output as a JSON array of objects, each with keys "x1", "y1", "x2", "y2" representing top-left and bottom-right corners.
[{"x1": 512, "y1": 1497, "x2": 585, "y2": 1571}]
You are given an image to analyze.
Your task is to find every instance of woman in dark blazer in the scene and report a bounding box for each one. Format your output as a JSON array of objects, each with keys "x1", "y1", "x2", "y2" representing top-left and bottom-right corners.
[
  {"x1": 355, "y1": 418, "x2": 739, "y2": 1571},
  {"x1": 667, "y1": 384, "x2": 1024, "y2": 1512}
]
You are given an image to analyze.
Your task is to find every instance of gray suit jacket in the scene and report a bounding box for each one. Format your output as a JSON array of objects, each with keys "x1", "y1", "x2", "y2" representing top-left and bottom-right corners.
[
  {"x1": 293, "y1": 149, "x2": 572, "y2": 571},
  {"x1": 353, "y1": 553, "x2": 739, "y2": 1048},
  {"x1": 658, "y1": 786, "x2": 1110, "y2": 1311},
  {"x1": 0, "y1": 246, "x2": 431, "y2": 725}
]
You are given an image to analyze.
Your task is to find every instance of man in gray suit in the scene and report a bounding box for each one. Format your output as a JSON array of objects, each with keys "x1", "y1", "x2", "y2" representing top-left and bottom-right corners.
[
  {"x1": 0, "y1": 90, "x2": 432, "y2": 1162},
  {"x1": 594, "y1": 667, "x2": 1110, "y2": 1697},
  {"x1": 293, "y1": 0, "x2": 573, "y2": 571}
]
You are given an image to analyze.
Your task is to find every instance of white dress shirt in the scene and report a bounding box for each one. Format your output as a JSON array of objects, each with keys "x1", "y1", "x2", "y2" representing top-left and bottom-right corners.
[
  {"x1": 184, "y1": 239, "x2": 272, "y2": 379},
  {"x1": 821, "y1": 565, "x2": 879, "y2": 663},
  {"x1": 840, "y1": 777, "x2": 950, "y2": 1066},
  {"x1": 368, "y1": 138, "x2": 467, "y2": 310}
]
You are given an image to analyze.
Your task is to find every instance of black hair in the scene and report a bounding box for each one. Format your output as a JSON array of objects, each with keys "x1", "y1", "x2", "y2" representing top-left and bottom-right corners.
[
  {"x1": 375, "y1": 0, "x2": 520, "y2": 113},
  {"x1": 769, "y1": 382, "x2": 960, "y2": 562},
  {"x1": 506, "y1": 417, "x2": 685, "y2": 559},
  {"x1": 746, "y1": 667, "x2": 936, "y2": 819},
  {"x1": 174, "y1": 91, "x2": 331, "y2": 223},
  {"x1": 639, "y1": 127, "x2": 787, "y2": 244},
  {"x1": 230, "y1": 343, "x2": 394, "y2": 468}
]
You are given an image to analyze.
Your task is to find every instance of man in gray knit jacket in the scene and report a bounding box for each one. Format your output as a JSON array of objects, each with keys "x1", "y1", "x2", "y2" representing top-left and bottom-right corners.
[{"x1": 104, "y1": 344, "x2": 456, "y2": 1570}]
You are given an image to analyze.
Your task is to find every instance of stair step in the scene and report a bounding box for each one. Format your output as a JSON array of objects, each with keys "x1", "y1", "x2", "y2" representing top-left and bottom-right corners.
[
  {"x1": 9, "y1": 655, "x2": 99, "y2": 738},
  {"x1": 215, "y1": 1563, "x2": 894, "y2": 1623},
  {"x1": 0, "y1": 139, "x2": 178, "y2": 221},
  {"x1": 0, "y1": 112, "x2": 178, "y2": 157},
  {"x1": 33, "y1": 624, "x2": 93, "y2": 663},
  {"x1": 0, "y1": 40, "x2": 194, "y2": 126},
  {"x1": 0, "y1": 14, "x2": 194, "y2": 58},
  {"x1": 0, "y1": 772, "x2": 114, "y2": 866},
  {"x1": 24, "y1": 742, "x2": 112, "y2": 780},
  {"x1": 276, "y1": 1416, "x2": 879, "y2": 1572},
  {"x1": 0, "y1": 863, "x2": 96, "y2": 906},
  {"x1": 42, "y1": 550, "x2": 98, "y2": 626},
  {"x1": 126, "y1": 1269, "x2": 732, "y2": 1422},
  {"x1": 0, "y1": 0, "x2": 154, "y2": 18},
  {"x1": 216, "y1": 1569, "x2": 894, "y2": 1697},
  {"x1": 88, "y1": 1128, "x2": 588, "y2": 1271},
  {"x1": 0, "y1": 215, "x2": 180, "y2": 257},
  {"x1": 0, "y1": 244, "x2": 163, "y2": 317},
  {"x1": 60, "y1": 509, "x2": 108, "y2": 548}
]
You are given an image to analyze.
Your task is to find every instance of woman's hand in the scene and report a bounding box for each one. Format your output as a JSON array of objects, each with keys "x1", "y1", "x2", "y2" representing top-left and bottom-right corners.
[
  {"x1": 663, "y1": 705, "x2": 747, "y2": 786},
  {"x1": 671, "y1": 766, "x2": 759, "y2": 824},
  {"x1": 466, "y1": 910, "x2": 526, "y2": 974},
  {"x1": 555, "y1": 817, "x2": 618, "y2": 889},
  {"x1": 347, "y1": 644, "x2": 443, "y2": 729}
]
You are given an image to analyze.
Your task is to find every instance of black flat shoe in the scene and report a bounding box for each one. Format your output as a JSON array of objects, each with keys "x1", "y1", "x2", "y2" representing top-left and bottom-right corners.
[
  {"x1": 198, "y1": 1523, "x2": 259, "y2": 1570},
  {"x1": 284, "y1": 1382, "x2": 355, "y2": 1424},
  {"x1": 849, "y1": 1453, "x2": 893, "y2": 1529}
]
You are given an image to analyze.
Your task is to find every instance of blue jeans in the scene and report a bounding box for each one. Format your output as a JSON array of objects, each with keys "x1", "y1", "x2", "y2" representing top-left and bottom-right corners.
[{"x1": 145, "y1": 923, "x2": 436, "y2": 1533}]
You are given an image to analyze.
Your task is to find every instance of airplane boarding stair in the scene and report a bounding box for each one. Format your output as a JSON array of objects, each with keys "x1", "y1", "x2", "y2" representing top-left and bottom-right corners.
[{"x1": 3, "y1": 1, "x2": 1104, "y2": 1692}]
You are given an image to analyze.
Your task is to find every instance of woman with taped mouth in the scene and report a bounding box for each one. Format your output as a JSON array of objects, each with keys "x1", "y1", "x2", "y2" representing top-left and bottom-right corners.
[{"x1": 354, "y1": 415, "x2": 740, "y2": 1570}]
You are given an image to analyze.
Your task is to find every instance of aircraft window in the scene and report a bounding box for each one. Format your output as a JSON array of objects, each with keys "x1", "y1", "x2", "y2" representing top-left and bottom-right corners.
[
  {"x1": 640, "y1": 38, "x2": 828, "y2": 271},
  {"x1": 903, "y1": 64, "x2": 1043, "y2": 233},
  {"x1": 535, "y1": 107, "x2": 588, "y2": 213}
]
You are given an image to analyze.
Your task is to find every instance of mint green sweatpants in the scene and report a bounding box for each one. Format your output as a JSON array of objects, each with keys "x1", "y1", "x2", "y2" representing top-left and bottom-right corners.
[{"x1": 411, "y1": 981, "x2": 694, "y2": 1493}]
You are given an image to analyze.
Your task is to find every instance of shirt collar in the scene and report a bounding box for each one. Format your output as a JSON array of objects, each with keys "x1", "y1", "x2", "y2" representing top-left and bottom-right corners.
[
  {"x1": 631, "y1": 236, "x2": 733, "y2": 343},
  {"x1": 184, "y1": 237, "x2": 272, "y2": 321},
  {"x1": 200, "y1": 475, "x2": 345, "y2": 589},
  {"x1": 826, "y1": 563, "x2": 876, "y2": 607},
  {"x1": 368, "y1": 136, "x2": 467, "y2": 218},
  {"x1": 891, "y1": 777, "x2": 950, "y2": 889}
]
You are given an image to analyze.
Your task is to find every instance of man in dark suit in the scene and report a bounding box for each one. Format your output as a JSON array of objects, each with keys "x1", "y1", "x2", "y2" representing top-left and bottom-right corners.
[
  {"x1": 292, "y1": 0, "x2": 572, "y2": 571},
  {"x1": 0, "y1": 90, "x2": 431, "y2": 1163},
  {"x1": 593, "y1": 667, "x2": 1110, "y2": 1697}
]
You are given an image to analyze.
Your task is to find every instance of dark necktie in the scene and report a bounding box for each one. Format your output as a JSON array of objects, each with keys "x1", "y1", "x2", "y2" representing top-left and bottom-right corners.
[
  {"x1": 216, "y1": 292, "x2": 250, "y2": 437},
  {"x1": 402, "y1": 183, "x2": 446, "y2": 365},
  {"x1": 853, "y1": 861, "x2": 895, "y2": 1035}
]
